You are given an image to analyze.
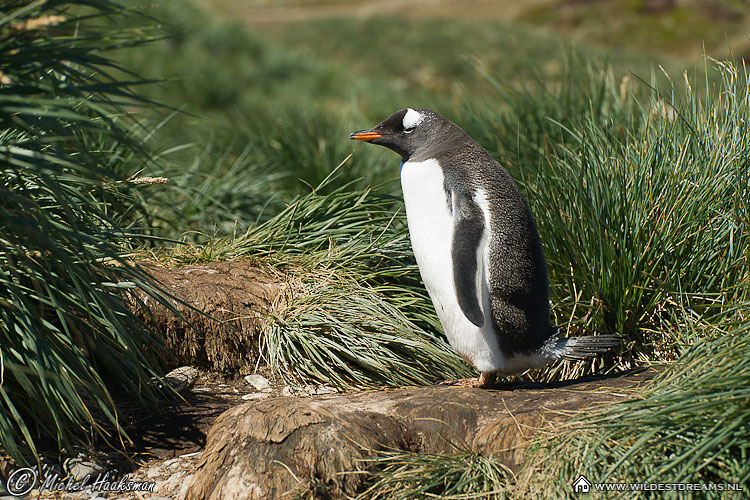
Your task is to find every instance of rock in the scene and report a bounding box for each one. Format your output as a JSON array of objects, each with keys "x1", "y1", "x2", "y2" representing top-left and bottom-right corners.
[
  {"x1": 312, "y1": 385, "x2": 338, "y2": 395},
  {"x1": 191, "y1": 387, "x2": 212, "y2": 394},
  {"x1": 164, "y1": 366, "x2": 200, "y2": 393},
  {"x1": 187, "y1": 370, "x2": 656, "y2": 500},
  {"x1": 165, "y1": 459, "x2": 182, "y2": 471},
  {"x1": 178, "y1": 473, "x2": 194, "y2": 500},
  {"x1": 241, "y1": 393, "x2": 269, "y2": 401},
  {"x1": 244, "y1": 374, "x2": 271, "y2": 392},
  {"x1": 63, "y1": 457, "x2": 106, "y2": 482},
  {"x1": 281, "y1": 385, "x2": 339, "y2": 397},
  {"x1": 155, "y1": 471, "x2": 192, "y2": 500}
]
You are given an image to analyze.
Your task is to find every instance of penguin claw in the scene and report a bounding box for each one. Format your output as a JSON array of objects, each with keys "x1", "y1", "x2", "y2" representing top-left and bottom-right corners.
[
  {"x1": 438, "y1": 372, "x2": 498, "y2": 389},
  {"x1": 437, "y1": 378, "x2": 475, "y2": 387}
]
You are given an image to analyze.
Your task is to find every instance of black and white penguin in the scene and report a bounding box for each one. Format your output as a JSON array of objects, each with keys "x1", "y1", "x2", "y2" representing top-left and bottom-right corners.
[{"x1": 351, "y1": 108, "x2": 620, "y2": 388}]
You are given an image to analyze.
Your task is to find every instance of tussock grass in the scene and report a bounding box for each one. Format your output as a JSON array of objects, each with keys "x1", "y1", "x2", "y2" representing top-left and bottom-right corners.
[
  {"x1": 519, "y1": 314, "x2": 750, "y2": 498},
  {"x1": 461, "y1": 58, "x2": 750, "y2": 381},
  {"x1": 158, "y1": 162, "x2": 472, "y2": 387},
  {"x1": 0, "y1": 1, "x2": 170, "y2": 464},
  {"x1": 357, "y1": 448, "x2": 514, "y2": 500},
  {"x1": 266, "y1": 273, "x2": 468, "y2": 388},
  {"x1": 117, "y1": 0, "x2": 677, "y2": 241}
]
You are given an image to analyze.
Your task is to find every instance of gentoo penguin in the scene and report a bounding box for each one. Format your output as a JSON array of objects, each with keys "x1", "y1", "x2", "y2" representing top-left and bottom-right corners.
[{"x1": 351, "y1": 108, "x2": 620, "y2": 388}]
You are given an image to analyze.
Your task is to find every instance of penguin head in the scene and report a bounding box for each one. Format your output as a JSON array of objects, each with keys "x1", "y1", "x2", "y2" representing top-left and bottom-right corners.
[{"x1": 350, "y1": 108, "x2": 446, "y2": 161}]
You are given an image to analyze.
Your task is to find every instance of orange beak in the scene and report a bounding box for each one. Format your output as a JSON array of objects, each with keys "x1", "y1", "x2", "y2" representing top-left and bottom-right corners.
[{"x1": 349, "y1": 130, "x2": 382, "y2": 141}]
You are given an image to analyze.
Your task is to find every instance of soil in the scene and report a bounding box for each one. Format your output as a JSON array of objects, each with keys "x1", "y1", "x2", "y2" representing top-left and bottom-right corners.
[
  {"x1": 124, "y1": 366, "x2": 292, "y2": 500},
  {"x1": 135, "y1": 261, "x2": 283, "y2": 374}
]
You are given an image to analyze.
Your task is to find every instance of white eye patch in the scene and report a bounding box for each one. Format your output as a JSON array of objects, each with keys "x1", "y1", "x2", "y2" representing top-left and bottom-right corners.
[{"x1": 402, "y1": 108, "x2": 424, "y2": 130}]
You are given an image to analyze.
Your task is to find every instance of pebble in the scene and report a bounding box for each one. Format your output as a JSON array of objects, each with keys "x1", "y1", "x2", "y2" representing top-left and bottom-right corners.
[
  {"x1": 191, "y1": 387, "x2": 212, "y2": 394},
  {"x1": 164, "y1": 366, "x2": 199, "y2": 393},
  {"x1": 63, "y1": 457, "x2": 106, "y2": 482},
  {"x1": 178, "y1": 473, "x2": 193, "y2": 500},
  {"x1": 282, "y1": 385, "x2": 339, "y2": 397},
  {"x1": 162, "y1": 457, "x2": 181, "y2": 469},
  {"x1": 244, "y1": 374, "x2": 271, "y2": 392},
  {"x1": 314, "y1": 385, "x2": 338, "y2": 395},
  {"x1": 241, "y1": 393, "x2": 269, "y2": 401}
]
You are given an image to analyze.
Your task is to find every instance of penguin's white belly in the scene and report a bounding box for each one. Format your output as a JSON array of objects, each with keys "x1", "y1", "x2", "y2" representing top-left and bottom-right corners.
[{"x1": 400, "y1": 158, "x2": 505, "y2": 373}]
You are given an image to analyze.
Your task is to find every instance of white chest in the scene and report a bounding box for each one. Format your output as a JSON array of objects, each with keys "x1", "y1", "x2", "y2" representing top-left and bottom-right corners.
[
  {"x1": 399, "y1": 159, "x2": 453, "y2": 289},
  {"x1": 399, "y1": 159, "x2": 505, "y2": 373}
]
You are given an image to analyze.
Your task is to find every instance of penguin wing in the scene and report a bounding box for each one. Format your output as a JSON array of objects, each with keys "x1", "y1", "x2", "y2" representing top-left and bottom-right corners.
[{"x1": 451, "y1": 190, "x2": 486, "y2": 328}]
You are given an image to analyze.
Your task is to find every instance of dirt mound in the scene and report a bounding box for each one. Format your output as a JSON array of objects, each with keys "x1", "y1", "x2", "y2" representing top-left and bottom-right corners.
[
  {"x1": 186, "y1": 369, "x2": 655, "y2": 499},
  {"x1": 137, "y1": 261, "x2": 282, "y2": 374}
]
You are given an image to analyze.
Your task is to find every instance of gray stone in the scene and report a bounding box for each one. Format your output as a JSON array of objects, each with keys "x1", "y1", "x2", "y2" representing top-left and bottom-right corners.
[
  {"x1": 241, "y1": 393, "x2": 269, "y2": 401},
  {"x1": 243, "y1": 374, "x2": 271, "y2": 392},
  {"x1": 178, "y1": 473, "x2": 194, "y2": 500},
  {"x1": 164, "y1": 366, "x2": 200, "y2": 393},
  {"x1": 162, "y1": 457, "x2": 181, "y2": 469},
  {"x1": 282, "y1": 385, "x2": 338, "y2": 397},
  {"x1": 63, "y1": 457, "x2": 106, "y2": 482},
  {"x1": 313, "y1": 385, "x2": 338, "y2": 395}
]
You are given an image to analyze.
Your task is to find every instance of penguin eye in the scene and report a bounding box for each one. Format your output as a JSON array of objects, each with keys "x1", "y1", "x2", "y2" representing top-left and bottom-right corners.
[{"x1": 403, "y1": 125, "x2": 416, "y2": 134}]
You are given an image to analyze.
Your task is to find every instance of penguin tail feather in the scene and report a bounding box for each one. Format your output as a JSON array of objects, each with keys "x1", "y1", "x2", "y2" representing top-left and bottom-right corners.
[{"x1": 540, "y1": 330, "x2": 623, "y2": 362}]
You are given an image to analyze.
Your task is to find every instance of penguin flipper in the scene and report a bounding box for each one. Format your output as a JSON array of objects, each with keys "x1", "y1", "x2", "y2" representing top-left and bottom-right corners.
[{"x1": 451, "y1": 190, "x2": 486, "y2": 328}]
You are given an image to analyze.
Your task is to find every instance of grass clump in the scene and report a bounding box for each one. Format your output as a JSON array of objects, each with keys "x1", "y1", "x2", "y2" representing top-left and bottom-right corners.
[
  {"x1": 521, "y1": 315, "x2": 750, "y2": 498},
  {"x1": 358, "y1": 448, "x2": 514, "y2": 500},
  {"x1": 266, "y1": 273, "x2": 469, "y2": 388},
  {"x1": 159, "y1": 165, "x2": 472, "y2": 387},
  {"x1": 461, "y1": 58, "x2": 750, "y2": 380},
  {"x1": 0, "y1": 1, "x2": 170, "y2": 464}
]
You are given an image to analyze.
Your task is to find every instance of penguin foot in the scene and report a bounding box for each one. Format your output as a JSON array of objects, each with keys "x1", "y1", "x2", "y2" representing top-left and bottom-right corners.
[
  {"x1": 438, "y1": 378, "x2": 479, "y2": 388},
  {"x1": 438, "y1": 371, "x2": 498, "y2": 389},
  {"x1": 477, "y1": 371, "x2": 497, "y2": 389}
]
